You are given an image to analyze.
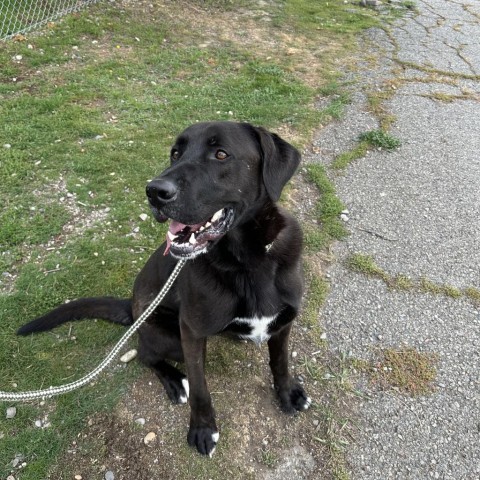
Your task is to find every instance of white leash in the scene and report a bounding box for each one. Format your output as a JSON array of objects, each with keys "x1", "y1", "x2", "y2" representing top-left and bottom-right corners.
[{"x1": 0, "y1": 259, "x2": 186, "y2": 402}]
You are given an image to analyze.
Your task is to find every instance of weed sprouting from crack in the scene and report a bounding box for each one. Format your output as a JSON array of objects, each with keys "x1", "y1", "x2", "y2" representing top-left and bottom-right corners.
[
  {"x1": 347, "y1": 253, "x2": 478, "y2": 304},
  {"x1": 421, "y1": 91, "x2": 480, "y2": 103},
  {"x1": 464, "y1": 287, "x2": 480, "y2": 304},
  {"x1": 358, "y1": 129, "x2": 401, "y2": 150},
  {"x1": 331, "y1": 141, "x2": 369, "y2": 170},
  {"x1": 330, "y1": 128, "x2": 401, "y2": 172},
  {"x1": 346, "y1": 253, "x2": 388, "y2": 280}
]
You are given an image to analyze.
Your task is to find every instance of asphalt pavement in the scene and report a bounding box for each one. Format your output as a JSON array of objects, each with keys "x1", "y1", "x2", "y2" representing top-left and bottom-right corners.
[{"x1": 309, "y1": 0, "x2": 480, "y2": 478}]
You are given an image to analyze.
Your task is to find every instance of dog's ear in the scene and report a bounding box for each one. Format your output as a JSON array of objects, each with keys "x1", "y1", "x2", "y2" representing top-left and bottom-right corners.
[{"x1": 254, "y1": 126, "x2": 301, "y2": 202}]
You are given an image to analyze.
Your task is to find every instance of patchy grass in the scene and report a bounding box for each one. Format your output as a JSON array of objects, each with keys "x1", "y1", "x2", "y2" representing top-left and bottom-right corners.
[
  {"x1": 366, "y1": 347, "x2": 438, "y2": 396},
  {"x1": 346, "y1": 254, "x2": 478, "y2": 304},
  {"x1": 302, "y1": 269, "x2": 330, "y2": 332},
  {"x1": 422, "y1": 91, "x2": 480, "y2": 103},
  {"x1": 346, "y1": 253, "x2": 388, "y2": 281},
  {"x1": 419, "y1": 277, "x2": 443, "y2": 295},
  {"x1": 0, "y1": 0, "x2": 412, "y2": 478},
  {"x1": 260, "y1": 449, "x2": 279, "y2": 468},
  {"x1": 305, "y1": 164, "x2": 349, "y2": 250},
  {"x1": 331, "y1": 141, "x2": 369, "y2": 170},
  {"x1": 464, "y1": 287, "x2": 480, "y2": 304},
  {"x1": 307, "y1": 352, "x2": 361, "y2": 479}
]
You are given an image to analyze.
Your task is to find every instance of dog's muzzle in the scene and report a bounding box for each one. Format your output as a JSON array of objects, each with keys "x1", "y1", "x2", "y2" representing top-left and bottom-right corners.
[
  {"x1": 146, "y1": 179, "x2": 234, "y2": 259},
  {"x1": 164, "y1": 207, "x2": 234, "y2": 259}
]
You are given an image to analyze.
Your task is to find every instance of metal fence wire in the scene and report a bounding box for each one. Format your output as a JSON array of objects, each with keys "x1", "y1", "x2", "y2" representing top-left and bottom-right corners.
[{"x1": 0, "y1": 0, "x2": 102, "y2": 41}]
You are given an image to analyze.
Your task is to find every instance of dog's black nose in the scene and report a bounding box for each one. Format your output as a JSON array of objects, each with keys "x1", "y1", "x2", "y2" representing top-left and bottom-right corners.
[{"x1": 146, "y1": 179, "x2": 178, "y2": 204}]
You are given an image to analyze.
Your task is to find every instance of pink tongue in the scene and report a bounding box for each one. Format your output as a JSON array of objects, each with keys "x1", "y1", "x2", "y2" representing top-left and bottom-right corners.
[{"x1": 164, "y1": 220, "x2": 204, "y2": 256}]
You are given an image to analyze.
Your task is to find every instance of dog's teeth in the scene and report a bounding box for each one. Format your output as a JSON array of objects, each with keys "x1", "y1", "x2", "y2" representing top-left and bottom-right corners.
[
  {"x1": 199, "y1": 226, "x2": 205, "y2": 232},
  {"x1": 211, "y1": 209, "x2": 223, "y2": 223},
  {"x1": 189, "y1": 233, "x2": 196, "y2": 244},
  {"x1": 167, "y1": 231, "x2": 177, "y2": 241},
  {"x1": 204, "y1": 222, "x2": 211, "y2": 228}
]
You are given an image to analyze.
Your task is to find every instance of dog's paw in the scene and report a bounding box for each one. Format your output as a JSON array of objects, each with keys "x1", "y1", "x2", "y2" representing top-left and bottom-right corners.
[
  {"x1": 164, "y1": 377, "x2": 189, "y2": 405},
  {"x1": 277, "y1": 383, "x2": 311, "y2": 414},
  {"x1": 187, "y1": 426, "x2": 219, "y2": 457}
]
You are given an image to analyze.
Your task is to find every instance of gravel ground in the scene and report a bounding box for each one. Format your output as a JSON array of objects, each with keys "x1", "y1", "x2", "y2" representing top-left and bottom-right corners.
[{"x1": 308, "y1": 0, "x2": 480, "y2": 478}]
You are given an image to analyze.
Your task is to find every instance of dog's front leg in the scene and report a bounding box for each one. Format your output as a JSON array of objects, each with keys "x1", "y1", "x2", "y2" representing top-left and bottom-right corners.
[
  {"x1": 268, "y1": 322, "x2": 311, "y2": 413},
  {"x1": 180, "y1": 320, "x2": 219, "y2": 457}
]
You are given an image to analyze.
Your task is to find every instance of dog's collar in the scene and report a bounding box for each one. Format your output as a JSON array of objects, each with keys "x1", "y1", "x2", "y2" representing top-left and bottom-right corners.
[{"x1": 265, "y1": 242, "x2": 273, "y2": 253}]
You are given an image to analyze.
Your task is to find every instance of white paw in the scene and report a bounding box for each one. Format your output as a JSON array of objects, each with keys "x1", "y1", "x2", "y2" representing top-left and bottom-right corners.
[
  {"x1": 181, "y1": 378, "x2": 190, "y2": 398},
  {"x1": 178, "y1": 395, "x2": 188, "y2": 404},
  {"x1": 303, "y1": 396, "x2": 312, "y2": 410},
  {"x1": 208, "y1": 433, "x2": 219, "y2": 458}
]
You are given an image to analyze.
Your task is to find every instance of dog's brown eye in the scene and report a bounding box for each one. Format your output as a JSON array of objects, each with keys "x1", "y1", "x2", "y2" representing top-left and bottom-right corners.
[
  {"x1": 215, "y1": 150, "x2": 228, "y2": 160},
  {"x1": 171, "y1": 149, "x2": 179, "y2": 161}
]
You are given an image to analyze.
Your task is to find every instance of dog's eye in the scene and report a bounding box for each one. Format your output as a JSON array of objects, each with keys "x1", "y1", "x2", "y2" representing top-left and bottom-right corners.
[
  {"x1": 215, "y1": 150, "x2": 228, "y2": 160},
  {"x1": 171, "y1": 149, "x2": 179, "y2": 161}
]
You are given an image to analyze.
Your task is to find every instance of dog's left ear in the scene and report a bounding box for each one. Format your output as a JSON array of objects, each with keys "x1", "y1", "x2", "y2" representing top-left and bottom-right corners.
[{"x1": 254, "y1": 126, "x2": 301, "y2": 202}]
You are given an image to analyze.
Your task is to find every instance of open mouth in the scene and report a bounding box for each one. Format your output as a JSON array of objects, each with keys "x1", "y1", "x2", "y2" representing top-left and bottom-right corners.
[{"x1": 164, "y1": 208, "x2": 234, "y2": 259}]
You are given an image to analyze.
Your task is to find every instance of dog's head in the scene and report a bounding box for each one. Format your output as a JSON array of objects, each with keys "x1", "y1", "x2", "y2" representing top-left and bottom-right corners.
[{"x1": 146, "y1": 121, "x2": 300, "y2": 259}]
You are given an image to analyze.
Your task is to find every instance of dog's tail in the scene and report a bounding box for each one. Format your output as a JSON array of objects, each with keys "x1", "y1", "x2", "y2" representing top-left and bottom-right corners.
[{"x1": 16, "y1": 297, "x2": 133, "y2": 336}]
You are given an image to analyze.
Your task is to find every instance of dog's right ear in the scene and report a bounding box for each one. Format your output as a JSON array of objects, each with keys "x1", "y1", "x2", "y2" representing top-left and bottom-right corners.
[{"x1": 253, "y1": 126, "x2": 301, "y2": 202}]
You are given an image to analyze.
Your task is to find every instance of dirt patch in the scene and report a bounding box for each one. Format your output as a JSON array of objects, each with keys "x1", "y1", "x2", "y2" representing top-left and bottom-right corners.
[
  {"x1": 121, "y1": 0, "x2": 345, "y2": 92},
  {"x1": 49, "y1": 328, "x2": 357, "y2": 480}
]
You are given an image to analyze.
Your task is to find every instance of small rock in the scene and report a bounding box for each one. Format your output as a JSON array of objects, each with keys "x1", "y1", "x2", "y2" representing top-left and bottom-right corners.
[
  {"x1": 75, "y1": 475, "x2": 83, "y2": 480},
  {"x1": 3, "y1": 144, "x2": 12, "y2": 149},
  {"x1": 7, "y1": 475, "x2": 16, "y2": 480},
  {"x1": 11, "y1": 453, "x2": 24, "y2": 467},
  {"x1": 139, "y1": 213, "x2": 148, "y2": 221},
  {"x1": 6, "y1": 407, "x2": 16, "y2": 419},
  {"x1": 105, "y1": 471, "x2": 115, "y2": 480},
  {"x1": 340, "y1": 213, "x2": 349, "y2": 222},
  {"x1": 15, "y1": 55, "x2": 23, "y2": 60},
  {"x1": 135, "y1": 417, "x2": 146, "y2": 426},
  {"x1": 35, "y1": 419, "x2": 43, "y2": 427},
  {"x1": 144, "y1": 431, "x2": 157, "y2": 445},
  {"x1": 313, "y1": 419, "x2": 319, "y2": 426},
  {"x1": 320, "y1": 332, "x2": 327, "y2": 340},
  {"x1": 120, "y1": 349, "x2": 137, "y2": 363},
  {"x1": 292, "y1": 351, "x2": 298, "y2": 358}
]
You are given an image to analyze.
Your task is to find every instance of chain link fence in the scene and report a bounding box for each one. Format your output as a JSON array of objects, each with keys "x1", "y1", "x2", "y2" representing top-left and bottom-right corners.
[{"x1": 0, "y1": 0, "x2": 102, "y2": 41}]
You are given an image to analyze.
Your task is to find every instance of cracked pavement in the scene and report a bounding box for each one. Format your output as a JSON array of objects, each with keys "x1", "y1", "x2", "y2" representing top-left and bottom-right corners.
[{"x1": 308, "y1": 0, "x2": 480, "y2": 478}]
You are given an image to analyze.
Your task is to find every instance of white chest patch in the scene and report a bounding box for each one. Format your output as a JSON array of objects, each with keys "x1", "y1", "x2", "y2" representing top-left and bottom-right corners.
[{"x1": 231, "y1": 314, "x2": 278, "y2": 344}]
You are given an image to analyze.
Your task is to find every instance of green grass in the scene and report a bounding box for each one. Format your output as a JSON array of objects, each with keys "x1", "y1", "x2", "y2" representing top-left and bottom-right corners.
[
  {"x1": 279, "y1": 0, "x2": 380, "y2": 36},
  {"x1": 358, "y1": 129, "x2": 401, "y2": 150},
  {"x1": 346, "y1": 253, "x2": 388, "y2": 280},
  {"x1": 331, "y1": 141, "x2": 369, "y2": 170},
  {"x1": 305, "y1": 164, "x2": 349, "y2": 251}
]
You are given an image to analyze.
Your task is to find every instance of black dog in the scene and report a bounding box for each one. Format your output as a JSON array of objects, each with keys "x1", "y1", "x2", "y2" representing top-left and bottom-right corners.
[{"x1": 18, "y1": 121, "x2": 310, "y2": 457}]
